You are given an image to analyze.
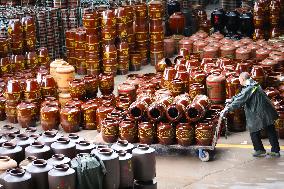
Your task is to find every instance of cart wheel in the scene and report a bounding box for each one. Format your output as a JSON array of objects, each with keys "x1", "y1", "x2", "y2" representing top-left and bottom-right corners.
[{"x1": 198, "y1": 149, "x2": 210, "y2": 162}]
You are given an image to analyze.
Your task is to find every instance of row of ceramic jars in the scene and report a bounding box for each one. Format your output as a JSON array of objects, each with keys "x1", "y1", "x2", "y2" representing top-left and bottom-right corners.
[{"x1": 0, "y1": 48, "x2": 50, "y2": 74}]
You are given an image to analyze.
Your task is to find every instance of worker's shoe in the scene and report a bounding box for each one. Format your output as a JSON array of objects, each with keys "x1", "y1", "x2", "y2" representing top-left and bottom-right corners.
[
  {"x1": 252, "y1": 150, "x2": 266, "y2": 157},
  {"x1": 266, "y1": 152, "x2": 281, "y2": 157}
]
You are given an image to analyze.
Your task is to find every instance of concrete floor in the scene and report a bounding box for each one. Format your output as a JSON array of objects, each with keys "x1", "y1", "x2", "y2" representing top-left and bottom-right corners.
[{"x1": 2, "y1": 65, "x2": 284, "y2": 189}]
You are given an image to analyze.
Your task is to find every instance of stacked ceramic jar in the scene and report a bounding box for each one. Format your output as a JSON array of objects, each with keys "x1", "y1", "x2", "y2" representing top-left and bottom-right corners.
[
  {"x1": 134, "y1": 2, "x2": 149, "y2": 67},
  {"x1": 101, "y1": 9, "x2": 118, "y2": 76},
  {"x1": 149, "y1": 0, "x2": 165, "y2": 65},
  {"x1": 115, "y1": 7, "x2": 130, "y2": 75},
  {"x1": 74, "y1": 29, "x2": 87, "y2": 75},
  {"x1": 82, "y1": 10, "x2": 101, "y2": 76}
]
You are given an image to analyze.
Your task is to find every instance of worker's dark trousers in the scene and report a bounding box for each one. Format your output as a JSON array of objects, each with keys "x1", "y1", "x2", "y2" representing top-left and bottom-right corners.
[{"x1": 250, "y1": 125, "x2": 280, "y2": 153}]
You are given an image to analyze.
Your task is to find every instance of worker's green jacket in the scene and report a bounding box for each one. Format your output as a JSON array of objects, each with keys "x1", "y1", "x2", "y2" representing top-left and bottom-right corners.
[{"x1": 227, "y1": 79, "x2": 279, "y2": 133}]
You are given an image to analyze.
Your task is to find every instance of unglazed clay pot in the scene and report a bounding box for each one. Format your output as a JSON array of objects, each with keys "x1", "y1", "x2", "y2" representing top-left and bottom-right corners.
[
  {"x1": 47, "y1": 154, "x2": 71, "y2": 166},
  {"x1": 3, "y1": 168, "x2": 32, "y2": 189},
  {"x1": 51, "y1": 137, "x2": 76, "y2": 159},
  {"x1": 0, "y1": 142, "x2": 23, "y2": 163},
  {"x1": 75, "y1": 141, "x2": 95, "y2": 154},
  {"x1": 132, "y1": 144, "x2": 156, "y2": 182},
  {"x1": 25, "y1": 141, "x2": 51, "y2": 160},
  {"x1": 48, "y1": 164, "x2": 76, "y2": 189}
]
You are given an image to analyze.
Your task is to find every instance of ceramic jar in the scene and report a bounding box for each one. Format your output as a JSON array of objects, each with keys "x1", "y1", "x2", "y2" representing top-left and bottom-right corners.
[
  {"x1": 256, "y1": 48, "x2": 271, "y2": 61},
  {"x1": 58, "y1": 93, "x2": 72, "y2": 107},
  {"x1": 48, "y1": 164, "x2": 76, "y2": 189},
  {"x1": 0, "y1": 125, "x2": 20, "y2": 136},
  {"x1": 220, "y1": 44, "x2": 236, "y2": 58},
  {"x1": 24, "y1": 79, "x2": 41, "y2": 102},
  {"x1": 96, "y1": 148, "x2": 120, "y2": 189},
  {"x1": 157, "y1": 123, "x2": 175, "y2": 145},
  {"x1": 111, "y1": 140, "x2": 135, "y2": 153},
  {"x1": 25, "y1": 142, "x2": 51, "y2": 160},
  {"x1": 148, "y1": 96, "x2": 174, "y2": 122},
  {"x1": 189, "y1": 83, "x2": 206, "y2": 100},
  {"x1": 69, "y1": 79, "x2": 86, "y2": 100},
  {"x1": 55, "y1": 63, "x2": 75, "y2": 93},
  {"x1": 227, "y1": 108, "x2": 246, "y2": 132},
  {"x1": 132, "y1": 144, "x2": 156, "y2": 182},
  {"x1": 3, "y1": 168, "x2": 32, "y2": 189},
  {"x1": 275, "y1": 107, "x2": 284, "y2": 139},
  {"x1": 16, "y1": 101, "x2": 37, "y2": 128},
  {"x1": 0, "y1": 142, "x2": 23, "y2": 163},
  {"x1": 202, "y1": 45, "x2": 219, "y2": 59},
  {"x1": 129, "y1": 94, "x2": 153, "y2": 120},
  {"x1": 40, "y1": 103, "x2": 60, "y2": 131},
  {"x1": 206, "y1": 73, "x2": 226, "y2": 104},
  {"x1": 15, "y1": 134, "x2": 34, "y2": 152},
  {"x1": 37, "y1": 131, "x2": 61, "y2": 147},
  {"x1": 236, "y1": 47, "x2": 251, "y2": 60},
  {"x1": 83, "y1": 75, "x2": 98, "y2": 99},
  {"x1": 138, "y1": 122, "x2": 155, "y2": 145},
  {"x1": 51, "y1": 137, "x2": 76, "y2": 159},
  {"x1": 186, "y1": 95, "x2": 211, "y2": 122},
  {"x1": 195, "y1": 121, "x2": 213, "y2": 146},
  {"x1": 251, "y1": 65, "x2": 266, "y2": 87},
  {"x1": 5, "y1": 102, "x2": 19, "y2": 123},
  {"x1": 119, "y1": 119, "x2": 138, "y2": 143},
  {"x1": 60, "y1": 105, "x2": 81, "y2": 133},
  {"x1": 40, "y1": 75, "x2": 57, "y2": 98},
  {"x1": 99, "y1": 73, "x2": 114, "y2": 95},
  {"x1": 102, "y1": 118, "x2": 119, "y2": 143},
  {"x1": 26, "y1": 159, "x2": 52, "y2": 189},
  {"x1": 4, "y1": 79, "x2": 22, "y2": 104},
  {"x1": 166, "y1": 93, "x2": 191, "y2": 122},
  {"x1": 0, "y1": 96, "x2": 6, "y2": 121},
  {"x1": 96, "y1": 103, "x2": 115, "y2": 132},
  {"x1": 82, "y1": 100, "x2": 99, "y2": 130},
  {"x1": 226, "y1": 73, "x2": 241, "y2": 98},
  {"x1": 168, "y1": 12, "x2": 185, "y2": 35},
  {"x1": 117, "y1": 150, "x2": 133, "y2": 189},
  {"x1": 176, "y1": 122, "x2": 194, "y2": 146},
  {"x1": 75, "y1": 141, "x2": 95, "y2": 154},
  {"x1": 47, "y1": 154, "x2": 71, "y2": 166}
]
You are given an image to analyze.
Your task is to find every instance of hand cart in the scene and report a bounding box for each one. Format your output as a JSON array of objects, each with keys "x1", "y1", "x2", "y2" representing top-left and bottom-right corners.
[{"x1": 151, "y1": 110, "x2": 228, "y2": 162}]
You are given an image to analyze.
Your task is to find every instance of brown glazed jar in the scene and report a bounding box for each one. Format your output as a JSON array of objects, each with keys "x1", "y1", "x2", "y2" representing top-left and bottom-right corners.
[
  {"x1": 206, "y1": 72, "x2": 226, "y2": 104},
  {"x1": 117, "y1": 83, "x2": 137, "y2": 103},
  {"x1": 69, "y1": 79, "x2": 86, "y2": 100},
  {"x1": 256, "y1": 48, "x2": 271, "y2": 61},
  {"x1": 25, "y1": 142, "x2": 51, "y2": 160},
  {"x1": 16, "y1": 101, "x2": 37, "y2": 128},
  {"x1": 0, "y1": 96, "x2": 6, "y2": 121},
  {"x1": 247, "y1": 43, "x2": 260, "y2": 59},
  {"x1": 164, "y1": 37, "x2": 175, "y2": 58},
  {"x1": 11, "y1": 55, "x2": 25, "y2": 72},
  {"x1": 0, "y1": 142, "x2": 23, "y2": 163},
  {"x1": 195, "y1": 121, "x2": 213, "y2": 146},
  {"x1": 3, "y1": 168, "x2": 32, "y2": 189},
  {"x1": 96, "y1": 103, "x2": 115, "y2": 132},
  {"x1": 176, "y1": 122, "x2": 194, "y2": 146},
  {"x1": 60, "y1": 105, "x2": 81, "y2": 133},
  {"x1": 5, "y1": 102, "x2": 18, "y2": 124},
  {"x1": 190, "y1": 70, "x2": 206, "y2": 86},
  {"x1": 40, "y1": 103, "x2": 60, "y2": 131},
  {"x1": 138, "y1": 122, "x2": 154, "y2": 145},
  {"x1": 253, "y1": 29, "x2": 265, "y2": 40},
  {"x1": 236, "y1": 47, "x2": 251, "y2": 60},
  {"x1": 51, "y1": 137, "x2": 76, "y2": 159},
  {"x1": 119, "y1": 119, "x2": 138, "y2": 143},
  {"x1": 251, "y1": 65, "x2": 266, "y2": 87},
  {"x1": 202, "y1": 45, "x2": 219, "y2": 59},
  {"x1": 220, "y1": 44, "x2": 236, "y2": 59},
  {"x1": 166, "y1": 93, "x2": 191, "y2": 122},
  {"x1": 186, "y1": 95, "x2": 211, "y2": 122},
  {"x1": 99, "y1": 73, "x2": 114, "y2": 95},
  {"x1": 129, "y1": 94, "x2": 153, "y2": 120},
  {"x1": 24, "y1": 79, "x2": 41, "y2": 102},
  {"x1": 48, "y1": 164, "x2": 76, "y2": 189},
  {"x1": 4, "y1": 79, "x2": 22, "y2": 104},
  {"x1": 82, "y1": 100, "x2": 99, "y2": 130},
  {"x1": 226, "y1": 73, "x2": 241, "y2": 99},
  {"x1": 148, "y1": 96, "x2": 174, "y2": 122},
  {"x1": 162, "y1": 67, "x2": 176, "y2": 90},
  {"x1": 41, "y1": 75, "x2": 57, "y2": 98},
  {"x1": 102, "y1": 118, "x2": 119, "y2": 143},
  {"x1": 227, "y1": 108, "x2": 246, "y2": 132},
  {"x1": 83, "y1": 75, "x2": 98, "y2": 99},
  {"x1": 189, "y1": 83, "x2": 206, "y2": 99},
  {"x1": 193, "y1": 40, "x2": 208, "y2": 54},
  {"x1": 25, "y1": 51, "x2": 38, "y2": 69},
  {"x1": 157, "y1": 123, "x2": 175, "y2": 145}
]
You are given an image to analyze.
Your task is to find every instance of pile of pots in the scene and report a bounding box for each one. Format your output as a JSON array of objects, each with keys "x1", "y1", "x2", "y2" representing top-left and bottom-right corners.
[{"x1": 0, "y1": 127, "x2": 157, "y2": 189}]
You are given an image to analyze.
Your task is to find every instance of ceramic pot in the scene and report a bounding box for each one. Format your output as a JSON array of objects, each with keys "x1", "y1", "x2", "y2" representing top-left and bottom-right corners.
[
  {"x1": 138, "y1": 122, "x2": 154, "y2": 145},
  {"x1": 25, "y1": 142, "x2": 51, "y2": 160},
  {"x1": 4, "y1": 80, "x2": 22, "y2": 104},
  {"x1": 132, "y1": 144, "x2": 156, "y2": 182},
  {"x1": 99, "y1": 73, "x2": 114, "y2": 95},
  {"x1": 48, "y1": 164, "x2": 76, "y2": 189},
  {"x1": 206, "y1": 72, "x2": 226, "y2": 104},
  {"x1": 119, "y1": 119, "x2": 138, "y2": 143},
  {"x1": 3, "y1": 168, "x2": 32, "y2": 189},
  {"x1": 37, "y1": 130, "x2": 62, "y2": 147},
  {"x1": 75, "y1": 141, "x2": 95, "y2": 154},
  {"x1": 16, "y1": 101, "x2": 37, "y2": 128},
  {"x1": 69, "y1": 79, "x2": 86, "y2": 100},
  {"x1": 60, "y1": 105, "x2": 81, "y2": 133},
  {"x1": 176, "y1": 122, "x2": 194, "y2": 146},
  {"x1": 5, "y1": 102, "x2": 18, "y2": 124},
  {"x1": 47, "y1": 154, "x2": 71, "y2": 166},
  {"x1": 41, "y1": 75, "x2": 57, "y2": 98},
  {"x1": 168, "y1": 12, "x2": 185, "y2": 35},
  {"x1": 166, "y1": 93, "x2": 191, "y2": 122},
  {"x1": 96, "y1": 103, "x2": 115, "y2": 132},
  {"x1": 186, "y1": 95, "x2": 211, "y2": 122},
  {"x1": 195, "y1": 121, "x2": 213, "y2": 146},
  {"x1": 157, "y1": 123, "x2": 175, "y2": 145},
  {"x1": 0, "y1": 142, "x2": 23, "y2": 163},
  {"x1": 51, "y1": 137, "x2": 76, "y2": 159},
  {"x1": 102, "y1": 118, "x2": 119, "y2": 143},
  {"x1": 83, "y1": 75, "x2": 98, "y2": 99},
  {"x1": 40, "y1": 103, "x2": 60, "y2": 131},
  {"x1": 26, "y1": 159, "x2": 52, "y2": 189}
]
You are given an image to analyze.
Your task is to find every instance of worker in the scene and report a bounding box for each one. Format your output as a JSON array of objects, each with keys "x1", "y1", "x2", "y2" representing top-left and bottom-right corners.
[{"x1": 223, "y1": 72, "x2": 280, "y2": 157}]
